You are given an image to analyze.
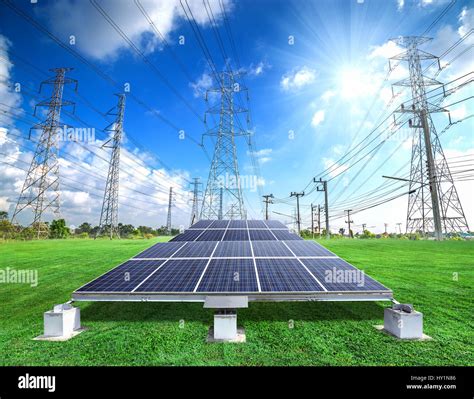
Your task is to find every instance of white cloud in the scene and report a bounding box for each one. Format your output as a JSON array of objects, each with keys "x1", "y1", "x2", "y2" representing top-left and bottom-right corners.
[
  {"x1": 322, "y1": 157, "x2": 348, "y2": 179},
  {"x1": 249, "y1": 148, "x2": 272, "y2": 164},
  {"x1": 458, "y1": 7, "x2": 474, "y2": 41},
  {"x1": 321, "y1": 90, "x2": 336, "y2": 102},
  {"x1": 280, "y1": 66, "x2": 317, "y2": 91},
  {"x1": 397, "y1": 0, "x2": 405, "y2": 10},
  {"x1": 190, "y1": 72, "x2": 213, "y2": 98},
  {"x1": 311, "y1": 110, "x2": 325, "y2": 127},
  {"x1": 42, "y1": 0, "x2": 233, "y2": 61},
  {"x1": 247, "y1": 61, "x2": 270, "y2": 76}
]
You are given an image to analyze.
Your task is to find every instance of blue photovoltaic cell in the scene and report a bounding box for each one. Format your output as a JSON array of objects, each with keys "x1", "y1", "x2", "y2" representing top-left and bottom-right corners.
[
  {"x1": 247, "y1": 220, "x2": 267, "y2": 228},
  {"x1": 252, "y1": 241, "x2": 293, "y2": 257},
  {"x1": 135, "y1": 259, "x2": 208, "y2": 292},
  {"x1": 190, "y1": 220, "x2": 213, "y2": 228},
  {"x1": 172, "y1": 241, "x2": 217, "y2": 258},
  {"x1": 264, "y1": 220, "x2": 287, "y2": 228},
  {"x1": 283, "y1": 240, "x2": 334, "y2": 257},
  {"x1": 229, "y1": 220, "x2": 247, "y2": 228},
  {"x1": 77, "y1": 260, "x2": 165, "y2": 292},
  {"x1": 271, "y1": 230, "x2": 303, "y2": 240},
  {"x1": 170, "y1": 229, "x2": 204, "y2": 241},
  {"x1": 223, "y1": 229, "x2": 249, "y2": 241},
  {"x1": 133, "y1": 242, "x2": 185, "y2": 258},
  {"x1": 197, "y1": 258, "x2": 258, "y2": 292},
  {"x1": 256, "y1": 258, "x2": 323, "y2": 292},
  {"x1": 195, "y1": 229, "x2": 225, "y2": 241},
  {"x1": 301, "y1": 258, "x2": 389, "y2": 292},
  {"x1": 213, "y1": 241, "x2": 252, "y2": 257},
  {"x1": 249, "y1": 229, "x2": 276, "y2": 241},
  {"x1": 209, "y1": 220, "x2": 229, "y2": 228}
]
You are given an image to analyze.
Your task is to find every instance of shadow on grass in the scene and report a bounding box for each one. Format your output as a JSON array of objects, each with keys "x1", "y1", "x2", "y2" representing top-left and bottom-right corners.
[{"x1": 80, "y1": 300, "x2": 387, "y2": 323}]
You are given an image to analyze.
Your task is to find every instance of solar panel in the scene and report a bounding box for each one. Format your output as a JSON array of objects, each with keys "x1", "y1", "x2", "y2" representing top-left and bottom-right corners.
[
  {"x1": 213, "y1": 241, "x2": 252, "y2": 257},
  {"x1": 229, "y1": 220, "x2": 247, "y2": 228},
  {"x1": 172, "y1": 241, "x2": 217, "y2": 258},
  {"x1": 196, "y1": 230, "x2": 225, "y2": 241},
  {"x1": 133, "y1": 242, "x2": 185, "y2": 258},
  {"x1": 223, "y1": 229, "x2": 249, "y2": 241},
  {"x1": 77, "y1": 260, "x2": 165, "y2": 292},
  {"x1": 74, "y1": 219, "x2": 392, "y2": 301},
  {"x1": 247, "y1": 220, "x2": 267, "y2": 228},
  {"x1": 252, "y1": 241, "x2": 293, "y2": 257},
  {"x1": 271, "y1": 230, "x2": 303, "y2": 240},
  {"x1": 256, "y1": 258, "x2": 324, "y2": 292},
  {"x1": 170, "y1": 229, "x2": 204, "y2": 241},
  {"x1": 283, "y1": 240, "x2": 334, "y2": 257},
  {"x1": 249, "y1": 229, "x2": 276, "y2": 241},
  {"x1": 190, "y1": 220, "x2": 213, "y2": 229},
  {"x1": 135, "y1": 259, "x2": 208, "y2": 292},
  {"x1": 209, "y1": 220, "x2": 229, "y2": 228},
  {"x1": 264, "y1": 220, "x2": 287, "y2": 228},
  {"x1": 196, "y1": 259, "x2": 258, "y2": 292},
  {"x1": 301, "y1": 258, "x2": 388, "y2": 291}
]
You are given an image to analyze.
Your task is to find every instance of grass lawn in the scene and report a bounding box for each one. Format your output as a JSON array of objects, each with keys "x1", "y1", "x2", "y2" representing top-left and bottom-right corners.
[{"x1": 0, "y1": 238, "x2": 472, "y2": 366}]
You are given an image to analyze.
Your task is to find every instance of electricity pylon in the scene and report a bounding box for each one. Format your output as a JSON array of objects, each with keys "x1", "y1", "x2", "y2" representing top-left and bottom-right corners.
[
  {"x1": 390, "y1": 36, "x2": 469, "y2": 239},
  {"x1": 200, "y1": 69, "x2": 250, "y2": 220},
  {"x1": 11, "y1": 68, "x2": 77, "y2": 238},
  {"x1": 189, "y1": 177, "x2": 202, "y2": 226},
  {"x1": 96, "y1": 94, "x2": 126, "y2": 239},
  {"x1": 166, "y1": 187, "x2": 173, "y2": 234}
]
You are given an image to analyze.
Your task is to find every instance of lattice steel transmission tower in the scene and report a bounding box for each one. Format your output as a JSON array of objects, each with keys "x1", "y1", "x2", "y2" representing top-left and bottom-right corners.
[
  {"x1": 190, "y1": 177, "x2": 202, "y2": 226},
  {"x1": 11, "y1": 68, "x2": 77, "y2": 238},
  {"x1": 390, "y1": 36, "x2": 469, "y2": 238},
  {"x1": 200, "y1": 70, "x2": 250, "y2": 220},
  {"x1": 166, "y1": 187, "x2": 173, "y2": 234},
  {"x1": 96, "y1": 94, "x2": 126, "y2": 239}
]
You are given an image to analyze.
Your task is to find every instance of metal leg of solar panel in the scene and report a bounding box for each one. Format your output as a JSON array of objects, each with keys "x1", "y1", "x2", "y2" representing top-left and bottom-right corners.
[{"x1": 34, "y1": 303, "x2": 85, "y2": 341}]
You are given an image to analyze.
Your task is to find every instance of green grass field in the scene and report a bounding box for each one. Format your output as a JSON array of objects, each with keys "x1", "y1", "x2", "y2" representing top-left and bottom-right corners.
[{"x1": 0, "y1": 238, "x2": 472, "y2": 366}]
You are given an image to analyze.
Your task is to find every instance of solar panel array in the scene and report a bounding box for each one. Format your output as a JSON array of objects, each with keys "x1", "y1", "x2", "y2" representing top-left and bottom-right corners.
[{"x1": 75, "y1": 220, "x2": 390, "y2": 297}]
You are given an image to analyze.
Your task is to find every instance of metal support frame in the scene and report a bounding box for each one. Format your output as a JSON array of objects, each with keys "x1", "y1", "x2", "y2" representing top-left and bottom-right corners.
[
  {"x1": 11, "y1": 68, "x2": 77, "y2": 238},
  {"x1": 390, "y1": 36, "x2": 469, "y2": 238},
  {"x1": 96, "y1": 94, "x2": 126, "y2": 239},
  {"x1": 200, "y1": 69, "x2": 250, "y2": 220}
]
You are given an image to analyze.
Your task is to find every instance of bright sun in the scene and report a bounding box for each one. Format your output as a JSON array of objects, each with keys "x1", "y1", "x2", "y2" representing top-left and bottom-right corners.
[{"x1": 339, "y1": 67, "x2": 368, "y2": 99}]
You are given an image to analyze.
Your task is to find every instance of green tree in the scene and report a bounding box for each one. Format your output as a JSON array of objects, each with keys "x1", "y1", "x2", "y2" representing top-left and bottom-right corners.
[
  {"x1": 0, "y1": 211, "x2": 8, "y2": 220},
  {"x1": 49, "y1": 219, "x2": 70, "y2": 239},
  {"x1": 76, "y1": 222, "x2": 92, "y2": 234}
]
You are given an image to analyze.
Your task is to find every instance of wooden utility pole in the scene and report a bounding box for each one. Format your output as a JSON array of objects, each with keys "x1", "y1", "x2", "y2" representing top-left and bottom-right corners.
[
  {"x1": 345, "y1": 209, "x2": 353, "y2": 238},
  {"x1": 315, "y1": 178, "x2": 329, "y2": 239},
  {"x1": 262, "y1": 194, "x2": 274, "y2": 220},
  {"x1": 290, "y1": 191, "x2": 305, "y2": 234}
]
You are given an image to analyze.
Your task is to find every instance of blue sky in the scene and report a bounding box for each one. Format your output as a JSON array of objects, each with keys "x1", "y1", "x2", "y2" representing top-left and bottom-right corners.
[{"x1": 0, "y1": 0, "x2": 472, "y2": 232}]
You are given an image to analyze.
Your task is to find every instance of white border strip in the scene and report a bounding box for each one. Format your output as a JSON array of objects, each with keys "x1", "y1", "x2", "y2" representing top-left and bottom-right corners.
[{"x1": 193, "y1": 241, "x2": 220, "y2": 292}]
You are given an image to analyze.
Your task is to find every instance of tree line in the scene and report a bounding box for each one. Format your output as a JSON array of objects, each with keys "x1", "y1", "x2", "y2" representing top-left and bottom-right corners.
[{"x1": 0, "y1": 211, "x2": 179, "y2": 240}]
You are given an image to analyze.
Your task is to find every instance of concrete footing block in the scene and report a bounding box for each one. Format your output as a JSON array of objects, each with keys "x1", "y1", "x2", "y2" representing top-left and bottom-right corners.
[
  {"x1": 34, "y1": 304, "x2": 85, "y2": 341},
  {"x1": 206, "y1": 310, "x2": 246, "y2": 343},
  {"x1": 374, "y1": 306, "x2": 432, "y2": 341}
]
